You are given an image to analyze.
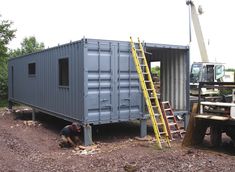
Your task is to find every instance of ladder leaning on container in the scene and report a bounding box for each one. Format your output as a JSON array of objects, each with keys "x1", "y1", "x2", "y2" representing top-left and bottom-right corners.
[{"x1": 130, "y1": 37, "x2": 171, "y2": 149}]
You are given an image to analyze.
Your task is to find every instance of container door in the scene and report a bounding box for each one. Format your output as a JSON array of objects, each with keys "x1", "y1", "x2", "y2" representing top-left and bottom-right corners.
[
  {"x1": 117, "y1": 44, "x2": 142, "y2": 121},
  {"x1": 85, "y1": 41, "x2": 142, "y2": 124},
  {"x1": 86, "y1": 42, "x2": 116, "y2": 124}
]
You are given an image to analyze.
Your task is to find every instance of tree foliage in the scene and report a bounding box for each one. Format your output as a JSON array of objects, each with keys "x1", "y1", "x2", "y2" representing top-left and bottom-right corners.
[
  {"x1": 2, "y1": 36, "x2": 45, "y2": 98},
  {"x1": 151, "y1": 66, "x2": 160, "y2": 76},
  {"x1": 0, "y1": 15, "x2": 16, "y2": 58},
  {"x1": 225, "y1": 68, "x2": 235, "y2": 72},
  {"x1": 10, "y1": 36, "x2": 45, "y2": 58},
  {"x1": 0, "y1": 15, "x2": 16, "y2": 98},
  {"x1": 0, "y1": 14, "x2": 45, "y2": 98}
]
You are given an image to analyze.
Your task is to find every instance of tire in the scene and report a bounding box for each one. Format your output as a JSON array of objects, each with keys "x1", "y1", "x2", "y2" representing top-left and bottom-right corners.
[
  {"x1": 210, "y1": 125, "x2": 222, "y2": 147},
  {"x1": 225, "y1": 126, "x2": 235, "y2": 141}
]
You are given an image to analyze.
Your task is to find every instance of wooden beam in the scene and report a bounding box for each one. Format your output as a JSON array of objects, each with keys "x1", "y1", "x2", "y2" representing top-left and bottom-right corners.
[{"x1": 195, "y1": 114, "x2": 230, "y2": 121}]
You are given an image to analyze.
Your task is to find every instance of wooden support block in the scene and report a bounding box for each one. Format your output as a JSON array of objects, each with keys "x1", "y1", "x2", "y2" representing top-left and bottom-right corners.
[{"x1": 182, "y1": 113, "x2": 209, "y2": 147}]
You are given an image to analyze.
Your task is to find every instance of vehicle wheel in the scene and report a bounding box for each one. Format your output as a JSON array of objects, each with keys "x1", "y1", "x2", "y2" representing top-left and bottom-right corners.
[
  {"x1": 225, "y1": 126, "x2": 235, "y2": 141},
  {"x1": 210, "y1": 125, "x2": 222, "y2": 147}
]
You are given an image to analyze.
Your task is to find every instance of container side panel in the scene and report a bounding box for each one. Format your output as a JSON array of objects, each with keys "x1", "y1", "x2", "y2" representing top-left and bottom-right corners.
[{"x1": 8, "y1": 42, "x2": 82, "y2": 122}]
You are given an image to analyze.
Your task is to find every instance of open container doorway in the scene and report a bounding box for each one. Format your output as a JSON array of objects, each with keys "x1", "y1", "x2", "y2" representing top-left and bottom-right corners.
[
  {"x1": 145, "y1": 45, "x2": 190, "y2": 118},
  {"x1": 150, "y1": 61, "x2": 161, "y2": 97}
]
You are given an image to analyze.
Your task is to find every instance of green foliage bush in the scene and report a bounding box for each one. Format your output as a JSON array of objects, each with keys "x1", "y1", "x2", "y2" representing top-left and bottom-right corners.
[
  {"x1": 151, "y1": 66, "x2": 160, "y2": 76},
  {"x1": 0, "y1": 15, "x2": 15, "y2": 98},
  {"x1": 0, "y1": 15, "x2": 44, "y2": 98}
]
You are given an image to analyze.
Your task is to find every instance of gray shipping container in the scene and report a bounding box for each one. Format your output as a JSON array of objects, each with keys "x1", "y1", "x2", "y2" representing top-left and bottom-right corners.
[{"x1": 8, "y1": 38, "x2": 190, "y2": 145}]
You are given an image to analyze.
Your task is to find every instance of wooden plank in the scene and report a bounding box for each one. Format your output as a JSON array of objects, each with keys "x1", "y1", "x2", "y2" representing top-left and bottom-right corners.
[
  {"x1": 201, "y1": 101, "x2": 235, "y2": 107},
  {"x1": 195, "y1": 114, "x2": 230, "y2": 121},
  {"x1": 192, "y1": 103, "x2": 198, "y2": 113}
]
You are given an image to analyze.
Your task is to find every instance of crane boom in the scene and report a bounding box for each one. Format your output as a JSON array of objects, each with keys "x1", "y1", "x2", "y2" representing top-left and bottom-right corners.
[{"x1": 187, "y1": 0, "x2": 209, "y2": 62}]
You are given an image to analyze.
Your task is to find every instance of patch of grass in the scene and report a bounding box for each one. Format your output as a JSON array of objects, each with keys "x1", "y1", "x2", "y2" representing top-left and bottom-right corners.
[{"x1": 0, "y1": 98, "x2": 8, "y2": 108}]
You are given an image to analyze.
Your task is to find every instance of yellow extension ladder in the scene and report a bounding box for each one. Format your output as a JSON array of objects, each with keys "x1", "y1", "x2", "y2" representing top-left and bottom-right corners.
[{"x1": 130, "y1": 37, "x2": 171, "y2": 149}]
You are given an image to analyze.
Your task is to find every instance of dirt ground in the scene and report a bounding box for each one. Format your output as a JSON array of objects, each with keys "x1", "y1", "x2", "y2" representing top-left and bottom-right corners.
[{"x1": 0, "y1": 107, "x2": 235, "y2": 172}]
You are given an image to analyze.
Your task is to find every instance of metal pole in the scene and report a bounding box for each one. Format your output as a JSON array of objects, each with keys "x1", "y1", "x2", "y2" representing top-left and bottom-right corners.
[
  {"x1": 140, "y1": 119, "x2": 147, "y2": 138},
  {"x1": 32, "y1": 108, "x2": 36, "y2": 121},
  {"x1": 84, "y1": 124, "x2": 92, "y2": 146},
  {"x1": 188, "y1": 3, "x2": 192, "y2": 43}
]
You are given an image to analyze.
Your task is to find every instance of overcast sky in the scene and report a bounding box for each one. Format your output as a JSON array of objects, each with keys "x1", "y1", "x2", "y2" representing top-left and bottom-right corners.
[{"x1": 1, "y1": 0, "x2": 235, "y2": 68}]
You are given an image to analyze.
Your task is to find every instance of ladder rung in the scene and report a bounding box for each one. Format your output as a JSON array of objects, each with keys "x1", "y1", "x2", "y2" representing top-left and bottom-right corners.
[
  {"x1": 159, "y1": 131, "x2": 167, "y2": 135},
  {"x1": 154, "y1": 113, "x2": 160, "y2": 117},
  {"x1": 140, "y1": 64, "x2": 146, "y2": 67},
  {"x1": 171, "y1": 130, "x2": 181, "y2": 134},
  {"x1": 137, "y1": 56, "x2": 144, "y2": 59},
  {"x1": 157, "y1": 123, "x2": 164, "y2": 126},
  {"x1": 144, "y1": 113, "x2": 160, "y2": 117},
  {"x1": 145, "y1": 80, "x2": 151, "y2": 83},
  {"x1": 164, "y1": 108, "x2": 171, "y2": 111},
  {"x1": 161, "y1": 101, "x2": 170, "y2": 104},
  {"x1": 169, "y1": 122, "x2": 177, "y2": 126},
  {"x1": 142, "y1": 72, "x2": 148, "y2": 75},
  {"x1": 144, "y1": 51, "x2": 152, "y2": 55},
  {"x1": 160, "y1": 139, "x2": 168, "y2": 144},
  {"x1": 147, "y1": 89, "x2": 153, "y2": 91},
  {"x1": 167, "y1": 116, "x2": 174, "y2": 119},
  {"x1": 149, "y1": 97, "x2": 155, "y2": 99}
]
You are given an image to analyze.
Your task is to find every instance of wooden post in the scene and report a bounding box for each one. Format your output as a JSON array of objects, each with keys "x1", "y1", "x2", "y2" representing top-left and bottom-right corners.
[{"x1": 182, "y1": 113, "x2": 209, "y2": 146}]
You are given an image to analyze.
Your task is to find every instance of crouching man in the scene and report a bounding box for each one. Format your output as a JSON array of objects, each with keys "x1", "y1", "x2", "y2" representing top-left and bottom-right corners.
[{"x1": 59, "y1": 122, "x2": 81, "y2": 148}]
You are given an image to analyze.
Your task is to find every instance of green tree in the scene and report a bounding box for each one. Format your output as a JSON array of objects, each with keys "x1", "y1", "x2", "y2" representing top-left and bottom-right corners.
[
  {"x1": 0, "y1": 15, "x2": 16, "y2": 98},
  {"x1": 151, "y1": 66, "x2": 160, "y2": 76},
  {"x1": 0, "y1": 15, "x2": 16, "y2": 57},
  {"x1": 3, "y1": 36, "x2": 45, "y2": 98},
  {"x1": 10, "y1": 36, "x2": 45, "y2": 57},
  {"x1": 225, "y1": 68, "x2": 235, "y2": 72}
]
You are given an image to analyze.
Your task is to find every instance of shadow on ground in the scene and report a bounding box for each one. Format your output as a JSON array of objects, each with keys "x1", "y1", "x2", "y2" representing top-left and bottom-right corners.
[
  {"x1": 13, "y1": 110, "x2": 155, "y2": 143},
  {"x1": 199, "y1": 135, "x2": 235, "y2": 156},
  {"x1": 13, "y1": 109, "x2": 235, "y2": 155}
]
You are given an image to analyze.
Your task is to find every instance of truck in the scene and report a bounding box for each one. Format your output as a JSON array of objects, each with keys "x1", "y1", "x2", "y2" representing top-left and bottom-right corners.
[
  {"x1": 186, "y1": 0, "x2": 225, "y2": 95},
  {"x1": 184, "y1": 1, "x2": 235, "y2": 147}
]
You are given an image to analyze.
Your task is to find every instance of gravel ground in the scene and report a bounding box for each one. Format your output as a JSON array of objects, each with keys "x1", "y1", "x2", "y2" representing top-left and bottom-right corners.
[{"x1": 0, "y1": 107, "x2": 235, "y2": 172}]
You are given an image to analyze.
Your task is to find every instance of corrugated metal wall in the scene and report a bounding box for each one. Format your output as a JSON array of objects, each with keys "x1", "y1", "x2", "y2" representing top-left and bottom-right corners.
[
  {"x1": 83, "y1": 40, "x2": 142, "y2": 124},
  {"x1": 146, "y1": 46, "x2": 189, "y2": 111},
  {"x1": 8, "y1": 41, "x2": 84, "y2": 122},
  {"x1": 8, "y1": 38, "x2": 189, "y2": 125}
]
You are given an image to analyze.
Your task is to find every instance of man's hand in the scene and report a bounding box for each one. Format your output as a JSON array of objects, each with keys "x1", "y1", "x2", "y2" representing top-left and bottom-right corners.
[{"x1": 67, "y1": 137, "x2": 76, "y2": 147}]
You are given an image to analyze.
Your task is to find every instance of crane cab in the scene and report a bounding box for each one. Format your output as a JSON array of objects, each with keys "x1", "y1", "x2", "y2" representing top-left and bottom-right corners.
[{"x1": 190, "y1": 62, "x2": 225, "y2": 95}]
